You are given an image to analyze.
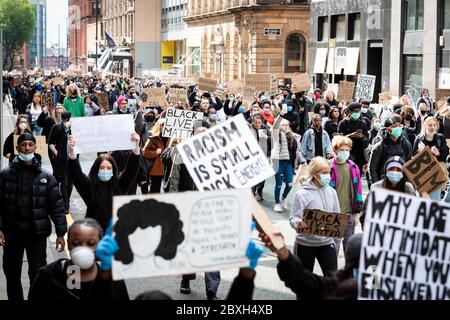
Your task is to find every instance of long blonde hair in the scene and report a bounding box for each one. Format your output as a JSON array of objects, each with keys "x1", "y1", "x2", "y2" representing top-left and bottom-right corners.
[{"x1": 295, "y1": 157, "x2": 330, "y2": 185}]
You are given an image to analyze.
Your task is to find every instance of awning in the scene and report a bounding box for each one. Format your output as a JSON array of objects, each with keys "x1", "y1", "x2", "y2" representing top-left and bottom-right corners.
[
  {"x1": 313, "y1": 48, "x2": 328, "y2": 74},
  {"x1": 345, "y1": 48, "x2": 360, "y2": 76},
  {"x1": 326, "y1": 48, "x2": 346, "y2": 75}
]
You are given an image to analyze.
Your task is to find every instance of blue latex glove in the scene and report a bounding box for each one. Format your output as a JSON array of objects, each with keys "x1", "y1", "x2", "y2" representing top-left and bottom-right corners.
[
  {"x1": 95, "y1": 220, "x2": 119, "y2": 271},
  {"x1": 246, "y1": 222, "x2": 264, "y2": 270}
]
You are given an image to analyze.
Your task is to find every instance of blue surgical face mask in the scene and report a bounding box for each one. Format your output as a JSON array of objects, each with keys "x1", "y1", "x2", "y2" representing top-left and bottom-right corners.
[
  {"x1": 18, "y1": 152, "x2": 35, "y2": 162},
  {"x1": 352, "y1": 268, "x2": 360, "y2": 278},
  {"x1": 373, "y1": 123, "x2": 382, "y2": 131},
  {"x1": 319, "y1": 173, "x2": 331, "y2": 187},
  {"x1": 319, "y1": 110, "x2": 326, "y2": 116},
  {"x1": 361, "y1": 108, "x2": 368, "y2": 114},
  {"x1": 386, "y1": 171, "x2": 403, "y2": 184},
  {"x1": 337, "y1": 151, "x2": 350, "y2": 163},
  {"x1": 391, "y1": 127, "x2": 403, "y2": 139},
  {"x1": 287, "y1": 106, "x2": 294, "y2": 113},
  {"x1": 98, "y1": 169, "x2": 113, "y2": 182},
  {"x1": 238, "y1": 106, "x2": 246, "y2": 114}
]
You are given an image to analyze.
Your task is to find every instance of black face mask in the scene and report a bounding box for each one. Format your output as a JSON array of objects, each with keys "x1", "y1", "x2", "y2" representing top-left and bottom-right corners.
[
  {"x1": 145, "y1": 115, "x2": 156, "y2": 122},
  {"x1": 420, "y1": 110, "x2": 427, "y2": 115},
  {"x1": 404, "y1": 115, "x2": 413, "y2": 121}
]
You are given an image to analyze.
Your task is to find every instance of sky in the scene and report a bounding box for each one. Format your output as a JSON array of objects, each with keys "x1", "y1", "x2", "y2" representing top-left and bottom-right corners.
[{"x1": 46, "y1": 0, "x2": 69, "y2": 50}]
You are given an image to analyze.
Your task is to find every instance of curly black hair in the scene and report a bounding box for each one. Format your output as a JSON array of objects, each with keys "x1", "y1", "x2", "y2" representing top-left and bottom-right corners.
[{"x1": 114, "y1": 199, "x2": 185, "y2": 265}]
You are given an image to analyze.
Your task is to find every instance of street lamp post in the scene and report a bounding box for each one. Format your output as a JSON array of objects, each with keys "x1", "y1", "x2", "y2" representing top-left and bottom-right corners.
[
  {"x1": 0, "y1": 29, "x2": 4, "y2": 169},
  {"x1": 95, "y1": 0, "x2": 99, "y2": 69}
]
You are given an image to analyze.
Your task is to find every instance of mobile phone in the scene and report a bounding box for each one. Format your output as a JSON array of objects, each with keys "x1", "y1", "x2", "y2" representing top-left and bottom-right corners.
[{"x1": 282, "y1": 103, "x2": 288, "y2": 113}]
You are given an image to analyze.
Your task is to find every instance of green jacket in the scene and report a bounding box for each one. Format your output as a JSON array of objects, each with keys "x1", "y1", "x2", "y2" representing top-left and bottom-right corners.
[{"x1": 63, "y1": 96, "x2": 85, "y2": 117}]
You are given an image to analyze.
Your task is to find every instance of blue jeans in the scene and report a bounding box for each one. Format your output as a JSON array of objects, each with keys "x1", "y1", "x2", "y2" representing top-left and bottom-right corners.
[
  {"x1": 31, "y1": 124, "x2": 42, "y2": 136},
  {"x1": 274, "y1": 160, "x2": 293, "y2": 204}
]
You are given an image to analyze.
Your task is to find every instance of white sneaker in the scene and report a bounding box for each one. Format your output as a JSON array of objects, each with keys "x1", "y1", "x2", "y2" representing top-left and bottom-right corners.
[
  {"x1": 273, "y1": 204, "x2": 283, "y2": 212},
  {"x1": 280, "y1": 199, "x2": 288, "y2": 210}
]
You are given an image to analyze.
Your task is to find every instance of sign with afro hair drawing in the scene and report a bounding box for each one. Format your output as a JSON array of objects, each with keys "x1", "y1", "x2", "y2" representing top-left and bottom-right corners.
[{"x1": 112, "y1": 189, "x2": 253, "y2": 280}]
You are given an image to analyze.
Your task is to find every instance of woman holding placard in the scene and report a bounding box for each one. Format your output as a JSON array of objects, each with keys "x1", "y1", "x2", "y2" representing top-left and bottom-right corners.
[
  {"x1": 290, "y1": 157, "x2": 340, "y2": 277},
  {"x1": 412, "y1": 117, "x2": 449, "y2": 201}
]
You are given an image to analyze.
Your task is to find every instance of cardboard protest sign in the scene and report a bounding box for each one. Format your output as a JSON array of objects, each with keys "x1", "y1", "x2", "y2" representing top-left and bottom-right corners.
[
  {"x1": 112, "y1": 189, "x2": 252, "y2": 280},
  {"x1": 225, "y1": 79, "x2": 244, "y2": 95},
  {"x1": 95, "y1": 92, "x2": 109, "y2": 111},
  {"x1": 298, "y1": 209, "x2": 349, "y2": 238},
  {"x1": 251, "y1": 197, "x2": 285, "y2": 250},
  {"x1": 71, "y1": 114, "x2": 135, "y2": 154},
  {"x1": 14, "y1": 135, "x2": 48, "y2": 156},
  {"x1": 243, "y1": 86, "x2": 256, "y2": 106},
  {"x1": 379, "y1": 91, "x2": 392, "y2": 103},
  {"x1": 355, "y1": 74, "x2": 376, "y2": 101},
  {"x1": 337, "y1": 81, "x2": 355, "y2": 102},
  {"x1": 403, "y1": 147, "x2": 447, "y2": 194},
  {"x1": 143, "y1": 88, "x2": 167, "y2": 106},
  {"x1": 245, "y1": 74, "x2": 271, "y2": 92},
  {"x1": 53, "y1": 77, "x2": 62, "y2": 86},
  {"x1": 203, "y1": 72, "x2": 221, "y2": 81},
  {"x1": 177, "y1": 114, "x2": 275, "y2": 191},
  {"x1": 291, "y1": 73, "x2": 311, "y2": 92},
  {"x1": 198, "y1": 77, "x2": 218, "y2": 93},
  {"x1": 162, "y1": 108, "x2": 204, "y2": 139},
  {"x1": 435, "y1": 89, "x2": 450, "y2": 101},
  {"x1": 359, "y1": 189, "x2": 450, "y2": 300},
  {"x1": 168, "y1": 88, "x2": 188, "y2": 104},
  {"x1": 41, "y1": 92, "x2": 55, "y2": 108}
]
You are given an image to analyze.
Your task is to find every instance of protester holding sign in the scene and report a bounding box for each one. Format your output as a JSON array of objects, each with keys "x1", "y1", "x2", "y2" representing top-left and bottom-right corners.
[
  {"x1": 290, "y1": 157, "x2": 340, "y2": 276},
  {"x1": 258, "y1": 231, "x2": 361, "y2": 300},
  {"x1": 3, "y1": 115, "x2": 32, "y2": 164},
  {"x1": 330, "y1": 136, "x2": 363, "y2": 253},
  {"x1": 28, "y1": 219, "x2": 129, "y2": 301},
  {"x1": 63, "y1": 84, "x2": 85, "y2": 118},
  {"x1": 272, "y1": 113, "x2": 298, "y2": 213},
  {"x1": 412, "y1": 117, "x2": 449, "y2": 200},
  {"x1": 143, "y1": 119, "x2": 170, "y2": 193},
  {"x1": 68, "y1": 133, "x2": 141, "y2": 231},
  {"x1": 26, "y1": 93, "x2": 43, "y2": 136}
]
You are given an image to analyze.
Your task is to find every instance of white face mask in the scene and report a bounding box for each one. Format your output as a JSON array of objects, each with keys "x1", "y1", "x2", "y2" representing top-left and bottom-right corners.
[
  {"x1": 70, "y1": 246, "x2": 95, "y2": 270},
  {"x1": 19, "y1": 123, "x2": 28, "y2": 130},
  {"x1": 129, "y1": 226, "x2": 162, "y2": 258}
]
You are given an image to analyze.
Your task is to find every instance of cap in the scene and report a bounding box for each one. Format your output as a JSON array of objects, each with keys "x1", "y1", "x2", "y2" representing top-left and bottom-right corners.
[
  {"x1": 62, "y1": 111, "x2": 72, "y2": 121},
  {"x1": 384, "y1": 156, "x2": 405, "y2": 173},
  {"x1": 384, "y1": 116, "x2": 402, "y2": 128},
  {"x1": 344, "y1": 233, "x2": 363, "y2": 263},
  {"x1": 17, "y1": 133, "x2": 36, "y2": 146},
  {"x1": 348, "y1": 103, "x2": 362, "y2": 112}
]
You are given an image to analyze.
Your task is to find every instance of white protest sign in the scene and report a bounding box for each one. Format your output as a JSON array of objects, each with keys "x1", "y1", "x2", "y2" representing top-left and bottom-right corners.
[
  {"x1": 359, "y1": 189, "x2": 450, "y2": 300},
  {"x1": 71, "y1": 114, "x2": 135, "y2": 153},
  {"x1": 355, "y1": 74, "x2": 376, "y2": 101},
  {"x1": 177, "y1": 114, "x2": 275, "y2": 191},
  {"x1": 162, "y1": 108, "x2": 204, "y2": 139},
  {"x1": 112, "y1": 189, "x2": 252, "y2": 280}
]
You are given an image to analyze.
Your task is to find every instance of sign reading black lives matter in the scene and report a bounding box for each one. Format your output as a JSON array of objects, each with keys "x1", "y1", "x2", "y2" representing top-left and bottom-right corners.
[
  {"x1": 359, "y1": 189, "x2": 450, "y2": 300},
  {"x1": 162, "y1": 108, "x2": 204, "y2": 139},
  {"x1": 112, "y1": 189, "x2": 252, "y2": 280},
  {"x1": 299, "y1": 209, "x2": 349, "y2": 238},
  {"x1": 177, "y1": 114, "x2": 275, "y2": 191},
  {"x1": 354, "y1": 74, "x2": 376, "y2": 101}
]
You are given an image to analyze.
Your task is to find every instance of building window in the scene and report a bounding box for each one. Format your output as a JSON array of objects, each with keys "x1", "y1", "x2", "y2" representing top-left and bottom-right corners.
[
  {"x1": 331, "y1": 15, "x2": 346, "y2": 42},
  {"x1": 403, "y1": 55, "x2": 423, "y2": 93},
  {"x1": 318, "y1": 16, "x2": 329, "y2": 42},
  {"x1": 285, "y1": 33, "x2": 306, "y2": 73},
  {"x1": 445, "y1": 0, "x2": 450, "y2": 29},
  {"x1": 348, "y1": 13, "x2": 360, "y2": 41},
  {"x1": 92, "y1": 1, "x2": 101, "y2": 16},
  {"x1": 405, "y1": 0, "x2": 424, "y2": 30}
]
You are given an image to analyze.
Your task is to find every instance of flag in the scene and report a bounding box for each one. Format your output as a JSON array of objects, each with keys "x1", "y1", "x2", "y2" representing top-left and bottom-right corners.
[{"x1": 105, "y1": 31, "x2": 116, "y2": 48}]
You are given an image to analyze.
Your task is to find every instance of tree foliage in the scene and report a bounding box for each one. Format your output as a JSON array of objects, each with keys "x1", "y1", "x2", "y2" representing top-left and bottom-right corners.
[{"x1": 0, "y1": 0, "x2": 36, "y2": 70}]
